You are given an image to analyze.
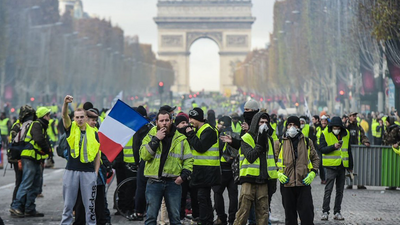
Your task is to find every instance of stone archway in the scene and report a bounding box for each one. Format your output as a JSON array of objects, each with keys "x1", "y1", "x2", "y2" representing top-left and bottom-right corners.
[{"x1": 154, "y1": 0, "x2": 255, "y2": 94}]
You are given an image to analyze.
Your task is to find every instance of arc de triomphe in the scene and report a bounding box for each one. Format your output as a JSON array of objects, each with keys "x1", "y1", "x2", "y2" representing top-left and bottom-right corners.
[{"x1": 154, "y1": 0, "x2": 255, "y2": 94}]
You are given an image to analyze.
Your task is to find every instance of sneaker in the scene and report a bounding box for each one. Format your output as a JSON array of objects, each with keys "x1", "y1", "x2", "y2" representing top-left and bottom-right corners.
[
  {"x1": 345, "y1": 185, "x2": 353, "y2": 189},
  {"x1": 37, "y1": 193, "x2": 44, "y2": 198},
  {"x1": 386, "y1": 187, "x2": 397, "y2": 190},
  {"x1": 333, "y1": 212, "x2": 344, "y2": 220},
  {"x1": 269, "y1": 213, "x2": 279, "y2": 222},
  {"x1": 10, "y1": 208, "x2": 24, "y2": 218},
  {"x1": 357, "y1": 185, "x2": 367, "y2": 190},
  {"x1": 25, "y1": 210, "x2": 44, "y2": 217},
  {"x1": 321, "y1": 180, "x2": 327, "y2": 185},
  {"x1": 214, "y1": 217, "x2": 227, "y2": 225},
  {"x1": 321, "y1": 212, "x2": 329, "y2": 220}
]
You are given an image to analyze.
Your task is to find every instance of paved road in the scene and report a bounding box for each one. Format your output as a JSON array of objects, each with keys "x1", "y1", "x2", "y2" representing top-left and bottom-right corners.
[{"x1": 1, "y1": 155, "x2": 400, "y2": 224}]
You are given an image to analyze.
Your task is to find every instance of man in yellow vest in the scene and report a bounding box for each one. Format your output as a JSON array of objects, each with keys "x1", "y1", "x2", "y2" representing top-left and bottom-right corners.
[
  {"x1": 185, "y1": 107, "x2": 220, "y2": 225},
  {"x1": 233, "y1": 112, "x2": 277, "y2": 225},
  {"x1": 140, "y1": 110, "x2": 193, "y2": 224},
  {"x1": 345, "y1": 112, "x2": 370, "y2": 189},
  {"x1": 319, "y1": 116, "x2": 353, "y2": 221},
  {"x1": 213, "y1": 116, "x2": 238, "y2": 225},
  {"x1": 275, "y1": 116, "x2": 320, "y2": 225},
  {"x1": 316, "y1": 115, "x2": 329, "y2": 184},
  {"x1": 60, "y1": 95, "x2": 101, "y2": 225},
  {"x1": 9, "y1": 107, "x2": 52, "y2": 218}
]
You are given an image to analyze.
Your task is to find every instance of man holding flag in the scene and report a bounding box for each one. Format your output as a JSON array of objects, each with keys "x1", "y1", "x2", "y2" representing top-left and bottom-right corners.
[
  {"x1": 60, "y1": 95, "x2": 101, "y2": 225},
  {"x1": 140, "y1": 110, "x2": 193, "y2": 225}
]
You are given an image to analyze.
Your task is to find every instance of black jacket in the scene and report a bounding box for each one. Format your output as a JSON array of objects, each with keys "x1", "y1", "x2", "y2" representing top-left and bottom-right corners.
[{"x1": 186, "y1": 123, "x2": 221, "y2": 187}]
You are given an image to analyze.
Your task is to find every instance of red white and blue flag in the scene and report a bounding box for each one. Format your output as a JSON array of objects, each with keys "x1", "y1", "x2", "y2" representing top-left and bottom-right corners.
[{"x1": 98, "y1": 100, "x2": 148, "y2": 162}]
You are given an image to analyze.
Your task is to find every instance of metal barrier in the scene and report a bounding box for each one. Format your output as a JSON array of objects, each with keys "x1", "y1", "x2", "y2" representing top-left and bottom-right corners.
[{"x1": 350, "y1": 145, "x2": 400, "y2": 187}]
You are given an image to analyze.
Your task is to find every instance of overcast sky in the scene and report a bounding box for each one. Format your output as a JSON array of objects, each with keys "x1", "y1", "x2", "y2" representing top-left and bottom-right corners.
[{"x1": 82, "y1": 0, "x2": 275, "y2": 91}]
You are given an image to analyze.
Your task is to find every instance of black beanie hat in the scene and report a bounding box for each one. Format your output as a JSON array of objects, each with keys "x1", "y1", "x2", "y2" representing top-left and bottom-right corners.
[
  {"x1": 136, "y1": 105, "x2": 147, "y2": 117},
  {"x1": 287, "y1": 116, "x2": 300, "y2": 128},
  {"x1": 189, "y1": 107, "x2": 204, "y2": 122},
  {"x1": 175, "y1": 115, "x2": 189, "y2": 126}
]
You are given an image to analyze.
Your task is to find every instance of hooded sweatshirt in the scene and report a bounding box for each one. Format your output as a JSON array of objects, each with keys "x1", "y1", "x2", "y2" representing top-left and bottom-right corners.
[{"x1": 239, "y1": 111, "x2": 271, "y2": 184}]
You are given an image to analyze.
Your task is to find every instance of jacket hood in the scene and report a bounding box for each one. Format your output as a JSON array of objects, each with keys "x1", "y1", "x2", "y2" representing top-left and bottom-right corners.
[
  {"x1": 387, "y1": 116, "x2": 395, "y2": 126},
  {"x1": 248, "y1": 111, "x2": 270, "y2": 136},
  {"x1": 328, "y1": 116, "x2": 347, "y2": 136}
]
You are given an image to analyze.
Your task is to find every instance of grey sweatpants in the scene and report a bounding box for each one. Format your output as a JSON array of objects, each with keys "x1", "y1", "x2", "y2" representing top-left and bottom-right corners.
[{"x1": 60, "y1": 170, "x2": 97, "y2": 225}]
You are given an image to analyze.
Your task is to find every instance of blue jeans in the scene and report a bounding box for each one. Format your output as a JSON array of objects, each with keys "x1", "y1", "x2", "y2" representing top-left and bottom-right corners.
[
  {"x1": 145, "y1": 179, "x2": 182, "y2": 225},
  {"x1": 11, "y1": 158, "x2": 41, "y2": 213}
]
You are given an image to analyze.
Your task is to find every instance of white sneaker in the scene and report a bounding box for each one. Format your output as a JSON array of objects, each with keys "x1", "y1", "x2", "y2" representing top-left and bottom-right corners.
[
  {"x1": 321, "y1": 212, "x2": 329, "y2": 220},
  {"x1": 269, "y1": 213, "x2": 279, "y2": 222},
  {"x1": 334, "y1": 212, "x2": 344, "y2": 220}
]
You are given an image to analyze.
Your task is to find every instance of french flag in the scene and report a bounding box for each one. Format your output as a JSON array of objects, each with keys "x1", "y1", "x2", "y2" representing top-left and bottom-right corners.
[{"x1": 98, "y1": 100, "x2": 149, "y2": 162}]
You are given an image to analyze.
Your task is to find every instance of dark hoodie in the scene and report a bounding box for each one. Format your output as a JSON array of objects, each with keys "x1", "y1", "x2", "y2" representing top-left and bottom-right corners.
[
  {"x1": 319, "y1": 117, "x2": 353, "y2": 170},
  {"x1": 239, "y1": 111, "x2": 272, "y2": 184}
]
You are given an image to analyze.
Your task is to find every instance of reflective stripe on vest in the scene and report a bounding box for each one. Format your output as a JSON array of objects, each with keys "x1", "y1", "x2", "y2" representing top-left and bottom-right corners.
[
  {"x1": 21, "y1": 121, "x2": 48, "y2": 160},
  {"x1": 0, "y1": 118, "x2": 9, "y2": 135},
  {"x1": 239, "y1": 133, "x2": 278, "y2": 179},
  {"x1": 123, "y1": 137, "x2": 135, "y2": 163},
  {"x1": 322, "y1": 129, "x2": 350, "y2": 168},
  {"x1": 192, "y1": 123, "x2": 220, "y2": 166}
]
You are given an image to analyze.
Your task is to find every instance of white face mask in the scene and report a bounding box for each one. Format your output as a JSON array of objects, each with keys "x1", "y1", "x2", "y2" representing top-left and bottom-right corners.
[
  {"x1": 300, "y1": 124, "x2": 305, "y2": 129},
  {"x1": 259, "y1": 123, "x2": 269, "y2": 134},
  {"x1": 287, "y1": 126, "x2": 298, "y2": 138},
  {"x1": 333, "y1": 129, "x2": 340, "y2": 135}
]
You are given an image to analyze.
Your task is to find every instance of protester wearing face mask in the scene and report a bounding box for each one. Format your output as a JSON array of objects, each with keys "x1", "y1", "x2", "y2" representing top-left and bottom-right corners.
[
  {"x1": 233, "y1": 112, "x2": 277, "y2": 225},
  {"x1": 275, "y1": 116, "x2": 320, "y2": 225},
  {"x1": 318, "y1": 116, "x2": 353, "y2": 221},
  {"x1": 300, "y1": 116, "x2": 316, "y2": 144}
]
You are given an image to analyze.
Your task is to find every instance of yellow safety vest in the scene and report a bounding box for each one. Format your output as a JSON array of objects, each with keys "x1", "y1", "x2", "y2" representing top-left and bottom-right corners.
[
  {"x1": 123, "y1": 137, "x2": 135, "y2": 163},
  {"x1": 277, "y1": 138, "x2": 313, "y2": 173},
  {"x1": 239, "y1": 133, "x2": 278, "y2": 179},
  {"x1": 21, "y1": 121, "x2": 48, "y2": 161},
  {"x1": 47, "y1": 119, "x2": 58, "y2": 142},
  {"x1": 0, "y1": 118, "x2": 9, "y2": 135},
  {"x1": 270, "y1": 122, "x2": 279, "y2": 141},
  {"x1": 141, "y1": 127, "x2": 193, "y2": 178},
  {"x1": 231, "y1": 121, "x2": 242, "y2": 134},
  {"x1": 371, "y1": 119, "x2": 382, "y2": 138},
  {"x1": 302, "y1": 124, "x2": 310, "y2": 137},
  {"x1": 192, "y1": 123, "x2": 220, "y2": 166},
  {"x1": 67, "y1": 121, "x2": 100, "y2": 163},
  {"x1": 322, "y1": 129, "x2": 350, "y2": 168}
]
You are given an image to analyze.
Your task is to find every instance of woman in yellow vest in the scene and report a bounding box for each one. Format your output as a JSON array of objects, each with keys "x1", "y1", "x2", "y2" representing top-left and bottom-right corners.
[
  {"x1": 318, "y1": 116, "x2": 352, "y2": 221},
  {"x1": 275, "y1": 116, "x2": 320, "y2": 225}
]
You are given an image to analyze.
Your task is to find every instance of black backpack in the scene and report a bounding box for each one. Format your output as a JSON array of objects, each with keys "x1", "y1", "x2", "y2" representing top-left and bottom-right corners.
[
  {"x1": 7, "y1": 120, "x2": 33, "y2": 163},
  {"x1": 56, "y1": 133, "x2": 70, "y2": 158}
]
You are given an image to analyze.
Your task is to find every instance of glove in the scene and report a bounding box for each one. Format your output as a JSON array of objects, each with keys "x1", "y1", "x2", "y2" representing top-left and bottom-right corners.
[
  {"x1": 278, "y1": 172, "x2": 289, "y2": 184},
  {"x1": 302, "y1": 171, "x2": 316, "y2": 186}
]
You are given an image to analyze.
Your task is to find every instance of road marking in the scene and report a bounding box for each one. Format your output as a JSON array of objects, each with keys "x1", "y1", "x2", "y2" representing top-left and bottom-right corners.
[{"x1": 0, "y1": 169, "x2": 64, "y2": 190}]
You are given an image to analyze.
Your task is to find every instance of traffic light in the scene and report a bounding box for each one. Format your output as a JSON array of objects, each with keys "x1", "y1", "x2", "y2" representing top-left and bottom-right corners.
[{"x1": 158, "y1": 81, "x2": 164, "y2": 94}]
